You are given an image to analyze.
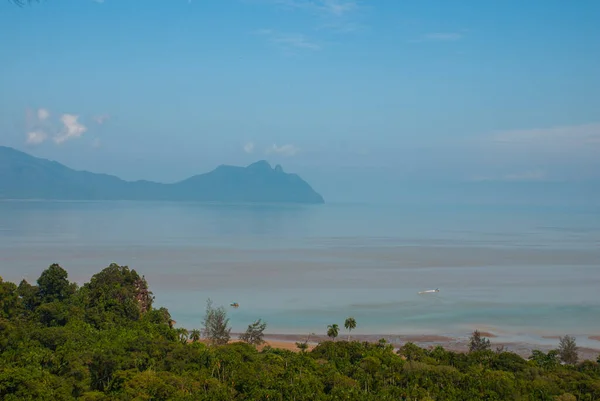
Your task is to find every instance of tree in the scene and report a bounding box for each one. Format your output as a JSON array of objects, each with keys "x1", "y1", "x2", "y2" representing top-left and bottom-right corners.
[
  {"x1": 83, "y1": 263, "x2": 154, "y2": 326},
  {"x1": 558, "y1": 335, "x2": 578, "y2": 365},
  {"x1": 295, "y1": 341, "x2": 309, "y2": 352},
  {"x1": 17, "y1": 279, "x2": 39, "y2": 312},
  {"x1": 37, "y1": 264, "x2": 74, "y2": 303},
  {"x1": 344, "y1": 317, "x2": 357, "y2": 340},
  {"x1": 376, "y1": 338, "x2": 389, "y2": 349},
  {"x1": 0, "y1": 277, "x2": 21, "y2": 319},
  {"x1": 530, "y1": 349, "x2": 560, "y2": 369},
  {"x1": 7, "y1": 262, "x2": 600, "y2": 399},
  {"x1": 397, "y1": 342, "x2": 426, "y2": 362},
  {"x1": 190, "y1": 329, "x2": 201, "y2": 342},
  {"x1": 176, "y1": 328, "x2": 189, "y2": 344},
  {"x1": 202, "y1": 298, "x2": 231, "y2": 345},
  {"x1": 146, "y1": 307, "x2": 173, "y2": 327},
  {"x1": 296, "y1": 332, "x2": 314, "y2": 353},
  {"x1": 327, "y1": 324, "x2": 339, "y2": 341},
  {"x1": 468, "y1": 330, "x2": 491, "y2": 352},
  {"x1": 239, "y1": 319, "x2": 267, "y2": 346}
]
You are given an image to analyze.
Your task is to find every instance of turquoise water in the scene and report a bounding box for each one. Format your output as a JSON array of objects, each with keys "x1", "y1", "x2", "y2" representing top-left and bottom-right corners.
[{"x1": 1, "y1": 200, "x2": 599, "y2": 346}]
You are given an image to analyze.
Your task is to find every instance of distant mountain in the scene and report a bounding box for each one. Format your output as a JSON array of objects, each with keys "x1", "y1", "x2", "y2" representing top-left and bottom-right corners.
[{"x1": 0, "y1": 146, "x2": 324, "y2": 204}]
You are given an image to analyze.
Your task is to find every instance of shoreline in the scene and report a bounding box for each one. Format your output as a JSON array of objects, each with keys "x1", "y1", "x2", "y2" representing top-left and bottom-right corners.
[{"x1": 246, "y1": 333, "x2": 600, "y2": 360}]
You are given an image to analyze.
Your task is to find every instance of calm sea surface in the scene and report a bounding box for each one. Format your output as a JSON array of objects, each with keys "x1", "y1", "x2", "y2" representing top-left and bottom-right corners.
[{"x1": 1, "y1": 200, "x2": 599, "y2": 346}]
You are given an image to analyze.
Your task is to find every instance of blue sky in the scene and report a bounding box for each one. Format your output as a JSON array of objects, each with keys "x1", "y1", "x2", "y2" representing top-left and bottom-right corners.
[{"x1": 1, "y1": 0, "x2": 599, "y2": 201}]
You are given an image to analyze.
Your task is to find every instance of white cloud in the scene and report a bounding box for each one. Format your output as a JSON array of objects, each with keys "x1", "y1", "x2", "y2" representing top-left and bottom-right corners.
[
  {"x1": 409, "y1": 32, "x2": 464, "y2": 43},
  {"x1": 272, "y1": 33, "x2": 321, "y2": 50},
  {"x1": 37, "y1": 108, "x2": 50, "y2": 121},
  {"x1": 93, "y1": 114, "x2": 110, "y2": 125},
  {"x1": 24, "y1": 108, "x2": 52, "y2": 145},
  {"x1": 316, "y1": 0, "x2": 358, "y2": 16},
  {"x1": 255, "y1": 29, "x2": 321, "y2": 51},
  {"x1": 490, "y1": 123, "x2": 600, "y2": 148},
  {"x1": 503, "y1": 170, "x2": 546, "y2": 182},
  {"x1": 470, "y1": 170, "x2": 547, "y2": 183},
  {"x1": 266, "y1": 143, "x2": 300, "y2": 156},
  {"x1": 267, "y1": 0, "x2": 363, "y2": 33},
  {"x1": 26, "y1": 130, "x2": 48, "y2": 145},
  {"x1": 423, "y1": 32, "x2": 463, "y2": 41},
  {"x1": 464, "y1": 122, "x2": 600, "y2": 181},
  {"x1": 54, "y1": 114, "x2": 88, "y2": 144},
  {"x1": 255, "y1": 28, "x2": 273, "y2": 35},
  {"x1": 274, "y1": 0, "x2": 358, "y2": 17},
  {"x1": 24, "y1": 107, "x2": 106, "y2": 146},
  {"x1": 243, "y1": 142, "x2": 255, "y2": 153}
]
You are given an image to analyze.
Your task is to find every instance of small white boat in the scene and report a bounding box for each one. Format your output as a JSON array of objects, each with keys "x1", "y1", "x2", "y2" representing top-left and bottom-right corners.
[{"x1": 418, "y1": 288, "x2": 440, "y2": 294}]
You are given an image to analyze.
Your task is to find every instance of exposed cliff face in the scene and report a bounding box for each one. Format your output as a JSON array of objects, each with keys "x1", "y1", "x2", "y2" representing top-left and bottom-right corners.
[{"x1": 134, "y1": 276, "x2": 152, "y2": 314}]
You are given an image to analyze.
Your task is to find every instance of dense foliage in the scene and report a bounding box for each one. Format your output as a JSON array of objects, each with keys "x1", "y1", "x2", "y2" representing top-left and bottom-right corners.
[{"x1": 1, "y1": 264, "x2": 600, "y2": 400}]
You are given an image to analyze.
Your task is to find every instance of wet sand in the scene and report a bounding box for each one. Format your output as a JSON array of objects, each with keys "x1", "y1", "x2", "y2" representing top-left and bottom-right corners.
[
  {"x1": 261, "y1": 340, "x2": 316, "y2": 352},
  {"x1": 258, "y1": 333, "x2": 600, "y2": 361},
  {"x1": 475, "y1": 331, "x2": 497, "y2": 338},
  {"x1": 191, "y1": 338, "x2": 316, "y2": 352},
  {"x1": 189, "y1": 332, "x2": 600, "y2": 360}
]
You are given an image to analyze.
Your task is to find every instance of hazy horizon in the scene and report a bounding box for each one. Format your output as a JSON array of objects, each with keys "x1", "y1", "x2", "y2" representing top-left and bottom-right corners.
[
  {"x1": 1, "y1": 0, "x2": 599, "y2": 205},
  {"x1": 2, "y1": 145, "x2": 600, "y2": 206}
]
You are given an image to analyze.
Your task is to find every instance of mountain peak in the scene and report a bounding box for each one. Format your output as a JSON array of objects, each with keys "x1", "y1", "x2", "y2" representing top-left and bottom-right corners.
[
  {"x1": 0, "y1": 147, "x2": 324, "y2": 204},
  {"x1": 246, "y1": 160, "x2": 272, "y2": 170}
]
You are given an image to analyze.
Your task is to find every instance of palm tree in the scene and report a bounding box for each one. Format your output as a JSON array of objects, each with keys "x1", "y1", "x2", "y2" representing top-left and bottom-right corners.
[
  {"x1": 344, "y1": 317, "x2": 356, "y2": 341},
  {"x1": 327, "y1": 324, "x2": 339, "y2": 341},
  {"x1": 176, "y1": 328, "x2": 189, "y2": 344},
  {"x1": 190, "y1": 329, "x2": 201, "y2": 342}
]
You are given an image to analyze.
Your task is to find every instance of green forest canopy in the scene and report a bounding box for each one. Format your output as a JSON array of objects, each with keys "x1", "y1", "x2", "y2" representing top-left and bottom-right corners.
[{"x1": 1, "y1": 263, "x2": 600, "y2": 400}]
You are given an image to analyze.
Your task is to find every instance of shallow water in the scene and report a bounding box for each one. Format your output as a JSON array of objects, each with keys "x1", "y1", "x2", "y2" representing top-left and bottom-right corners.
[{"x1": 1, "y1": 200, "x2": 599, "y2": 346}]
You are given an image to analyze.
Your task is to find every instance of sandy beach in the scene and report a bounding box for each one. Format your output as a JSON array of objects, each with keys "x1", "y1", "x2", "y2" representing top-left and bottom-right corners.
[
  {"x1": 249, "y1": 333, "x2": 600, "y2": 361},
  {"x1": 187, "y1": 332, "x2": 600, "y2": 361},
  {"x1": 191, "y1": 331, "x2": 600, "y2": 360}
]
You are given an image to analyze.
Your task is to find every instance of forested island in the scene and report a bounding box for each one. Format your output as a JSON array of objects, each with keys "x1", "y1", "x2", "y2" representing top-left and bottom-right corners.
[
  {"x1": 1, "y1": 264, "x2": 600, "y2": 400},
  {"x1": 0, "y1": 146, "x2": 324, "y2": 204}
]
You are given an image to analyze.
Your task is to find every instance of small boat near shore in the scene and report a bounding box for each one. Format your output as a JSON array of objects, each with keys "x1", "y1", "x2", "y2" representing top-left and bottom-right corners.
[
  {"x1": 418, "y1": 288, "x2": 440, "y2": 294},
  {"x1": 230, "y1": 302, "x2": 239, "y2": 308}
]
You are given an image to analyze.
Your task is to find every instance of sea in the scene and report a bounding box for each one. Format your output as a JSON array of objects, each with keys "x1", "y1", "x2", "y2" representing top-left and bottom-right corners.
[{"x1": 1, "y1": 200, "x2": 599, "y2": 347}]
